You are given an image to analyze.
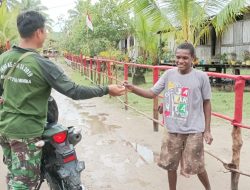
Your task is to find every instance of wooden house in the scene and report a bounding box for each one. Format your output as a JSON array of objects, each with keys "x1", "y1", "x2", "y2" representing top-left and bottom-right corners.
[{"x1": 196, "y1": 13, "x2": 250, "y2": 63}]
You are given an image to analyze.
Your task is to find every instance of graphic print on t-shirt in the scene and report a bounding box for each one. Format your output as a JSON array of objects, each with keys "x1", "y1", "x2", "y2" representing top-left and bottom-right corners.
[{"x1": 164, "y1": 81, "x2": 189, "y2": 121}]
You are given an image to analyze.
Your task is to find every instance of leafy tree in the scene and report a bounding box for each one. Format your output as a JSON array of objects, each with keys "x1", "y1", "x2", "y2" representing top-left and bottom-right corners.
[
  {"x1": 59, "y1": 0, "x2": 132, "y2": 56},
  {"x1": 18, "y1": 0, "x2": 47, "y2": 12},
  {"x1": 0, "y1": 0, "x2": 54, "y2": 53},
  {"x1": 13, "y1": 0, "x2": 53, "y2": 30}
]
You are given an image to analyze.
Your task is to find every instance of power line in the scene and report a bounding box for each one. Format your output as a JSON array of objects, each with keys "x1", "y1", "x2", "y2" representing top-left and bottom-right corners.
[{"x1": 46, "y1": 3, "x2": 74, "y2": 10}]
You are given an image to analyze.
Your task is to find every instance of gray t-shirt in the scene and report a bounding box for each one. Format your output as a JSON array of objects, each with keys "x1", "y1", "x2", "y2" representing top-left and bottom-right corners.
[{"x1": 151, "y1": 68, "x2": 211, "y2": 134}]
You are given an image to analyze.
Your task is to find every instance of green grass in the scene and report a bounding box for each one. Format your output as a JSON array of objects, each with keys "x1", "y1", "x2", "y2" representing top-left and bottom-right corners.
[{"x1": 71, "y1": 71, "x2": 92, "y2": 86}]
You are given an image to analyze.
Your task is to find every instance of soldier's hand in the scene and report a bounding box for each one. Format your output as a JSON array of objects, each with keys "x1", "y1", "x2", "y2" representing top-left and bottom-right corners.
[{"x1": 108, "y1": 84, "x2": 126, "y2": 96}]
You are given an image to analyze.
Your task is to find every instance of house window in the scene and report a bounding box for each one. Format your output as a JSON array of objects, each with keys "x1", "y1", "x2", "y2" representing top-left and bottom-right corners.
[{"x1": 129, "y1": 36, "x2": 134, "y2": 47}]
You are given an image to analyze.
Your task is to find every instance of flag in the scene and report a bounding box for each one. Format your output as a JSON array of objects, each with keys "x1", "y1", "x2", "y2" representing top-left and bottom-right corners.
[{"x1": 86, "y1": 13, "x2": 93, "y2": 31}]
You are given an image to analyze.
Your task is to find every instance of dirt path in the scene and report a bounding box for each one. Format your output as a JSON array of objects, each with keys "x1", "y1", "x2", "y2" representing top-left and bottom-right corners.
[{"x1": 0, "y1": 61, "x2": 250, "y2": 190}]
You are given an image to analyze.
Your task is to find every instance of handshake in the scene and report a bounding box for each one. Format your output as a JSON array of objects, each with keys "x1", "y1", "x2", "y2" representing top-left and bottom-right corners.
[{"x1": 107, "y1": 81, "x2": 134, "y2": 96}]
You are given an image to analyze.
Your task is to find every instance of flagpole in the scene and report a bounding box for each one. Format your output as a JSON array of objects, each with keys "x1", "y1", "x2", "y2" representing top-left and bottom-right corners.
[
  {"x1": 85, "y1": 11, "x2": 93, "y2": 56},
  {"x1": 86, "y1": 12, "x2": 89, "y2": 55},
  {"x1": 87, "y1": 27, "x2": 90, "y2": 55}
]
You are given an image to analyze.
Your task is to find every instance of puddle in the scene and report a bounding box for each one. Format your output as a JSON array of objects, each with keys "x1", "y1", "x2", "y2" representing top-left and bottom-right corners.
[
  {"x1": 131, "y1": 143, "x2": 154, "y2": 163},
  {"x1": 51, "y1": 92, "x2": 117, "y2": 138},
  {"x1": 96, "y1": 139, "x2": 116, "y2": 146},
  {"x1": 98, "y1": 113, "x2": 109, "y2": 116},
  {"x1": 122, "y1": 140, "x2": 156, "y2": 164},
  {"x1": 80, "y1": 112, "x2": 121, "y2": 135}
]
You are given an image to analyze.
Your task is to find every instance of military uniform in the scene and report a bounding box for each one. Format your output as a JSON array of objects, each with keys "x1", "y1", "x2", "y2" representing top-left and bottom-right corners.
[{"x1": 0, "y1": 46, "x2": 109, "y2": 189}]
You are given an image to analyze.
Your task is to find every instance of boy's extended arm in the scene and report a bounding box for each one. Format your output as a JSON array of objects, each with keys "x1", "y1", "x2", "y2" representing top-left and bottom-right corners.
[{"x1": 123, "y1": 82, "x2": 157, "y2": 99}]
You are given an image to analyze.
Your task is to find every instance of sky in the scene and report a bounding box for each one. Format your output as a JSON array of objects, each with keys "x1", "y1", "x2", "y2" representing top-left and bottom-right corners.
[
  {"x1": 41, "y1": 0, "x2": 98, "y2": 32},
  {"x1": 41, "y1": 0, "x2": 76, "y2": 32}
]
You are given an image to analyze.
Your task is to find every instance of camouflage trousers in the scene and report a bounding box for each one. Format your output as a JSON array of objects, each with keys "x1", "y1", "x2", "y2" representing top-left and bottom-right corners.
[{"x1": 0, "y1": 136, "x2": 42, "y2": 190}]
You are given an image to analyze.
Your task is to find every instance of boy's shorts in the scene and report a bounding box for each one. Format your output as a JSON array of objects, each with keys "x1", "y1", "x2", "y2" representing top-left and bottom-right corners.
[{"x1": 158, "y1": 132, "x2": 205, "y2": 175}]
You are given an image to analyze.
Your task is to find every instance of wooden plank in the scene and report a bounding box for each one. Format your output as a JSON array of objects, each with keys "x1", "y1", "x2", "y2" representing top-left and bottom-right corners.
[
  {"x1": 222, "y1": 24, "x2": 234, "y2": 45},
  {"x1": 243, "y1": 20, "x2": 250, "y2": 43},
  {"x1": 233, "y1": 22, "x2": 243, "y2": 45}
]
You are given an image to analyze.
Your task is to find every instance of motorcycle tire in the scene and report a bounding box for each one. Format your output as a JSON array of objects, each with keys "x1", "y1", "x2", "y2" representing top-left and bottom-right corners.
[
  {"x1": 63, "y1": 181, "x2": 83, "y2": 190},
  {"x1": 46, "y1": 173, "x2": 83, "y2": 190},
  {"x1": 46, "y1": 173, "x2": 63, "y2": 190}
]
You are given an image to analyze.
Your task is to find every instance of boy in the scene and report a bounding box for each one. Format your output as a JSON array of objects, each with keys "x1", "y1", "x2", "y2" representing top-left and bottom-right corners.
[{"x1": 124, "y1": 42, "x2": 212, "y2": 190}]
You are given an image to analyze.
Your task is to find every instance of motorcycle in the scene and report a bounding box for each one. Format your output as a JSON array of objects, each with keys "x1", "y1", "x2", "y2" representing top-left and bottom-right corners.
[{"x1": 35, "y1": 96, "x2": 85, "y2": 190}]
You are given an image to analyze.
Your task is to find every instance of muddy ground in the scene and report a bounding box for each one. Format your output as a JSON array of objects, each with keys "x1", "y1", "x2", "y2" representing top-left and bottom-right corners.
[{"x1": 0, "y1": 62, "x2": 250, "y2": 190}]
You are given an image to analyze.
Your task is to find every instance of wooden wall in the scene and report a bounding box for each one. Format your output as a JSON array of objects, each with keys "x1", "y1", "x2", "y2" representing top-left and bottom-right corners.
[
  {"x1": 196, "y1": 46, "x2": 211, "y2": 63},
  {"x1": 221, "y1": 19, "x2": 250, "y2": 60}
]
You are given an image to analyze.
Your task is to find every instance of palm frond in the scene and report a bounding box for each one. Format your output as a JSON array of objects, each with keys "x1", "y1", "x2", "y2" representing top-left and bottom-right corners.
[{"x1": 211, "y1": 0, "x2": 248, "y2": 33}]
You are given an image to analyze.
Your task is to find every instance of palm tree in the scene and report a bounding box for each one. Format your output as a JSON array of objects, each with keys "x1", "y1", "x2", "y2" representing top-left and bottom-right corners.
[
  {"x1": 15, "y1": 0, "x2": 53, "y2": 30},
  {"x1": 18, "y1": 0, "x2": 47, "y2": 12},
  {"x1": 124, "y1": 0, "x2": 249, "y2": 46},
  {"x1": 5, "y1": 0, "x2": 19, "y2": 10},
  {"x1": 133, "y1": 13, "x2": 158, "y2": 64},
  {"x1": 0, "y1": 0, "x2": 18, "y2": 53}
]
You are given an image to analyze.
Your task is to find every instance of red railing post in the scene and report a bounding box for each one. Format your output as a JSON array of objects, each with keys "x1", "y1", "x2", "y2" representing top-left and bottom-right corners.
[
  {"x1": 76, "y1": 56, "x2": 78, "y2": 70},
  {"x1": 80, "y1": 54, "x2": 83, "y2": 74},
  {"x1": 74, "y1": 55, "x2": 77, "y2": 70},
  {"x1": 97, "y1": 60, "x2": 101, "y2": 85},
  {"x1": 231, "y1": 77, "x2": 245, "y2": 190},
  {"x1": 124, "y1": 63, "x2": 128, "y2": 81},
  {"x1": 102, "y1": 61, "x2": 105, "y2": 86},
  {"x1": 153, "y1": 67, "x2": 159, "y2": 131},
  {"x1": 233, "y1": 78, "x2": 245, "y2": 124},
  {"x1": 78, "y1": 56, "x2": 81, "y2": 71},
  {"x1": 107, "y1": 61, "x2": 112, "y2": 85},
  {"x1": 90, "y1": 59, "x2": 93, "y2": 82},
  {"x1": 84, "y1": 57, "x2": 87, "y2": 76},
  {"x1": 115, "y1": 62, "x2": 118, "y2": 84},
  {"x1": 124, "y1": 63, "x2": 129, "y2": 110},
  {"x1": 71, "y1": 55, "x2": 73, "y2": 68},
  {"x1": 86, "y1": 58, "x2": 90, "y2": 78}
]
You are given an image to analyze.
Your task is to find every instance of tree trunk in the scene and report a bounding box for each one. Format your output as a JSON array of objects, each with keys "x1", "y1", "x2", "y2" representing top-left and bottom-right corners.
[
  {"x1": 153, "y1": 97, "x2": 158, "y2": 131},
  {"x1": 132, "y1": 71, "x2": 146, "y2": 85},
  {"x1": 231, "y1": 126, "x2": 243, "y2": 190}
]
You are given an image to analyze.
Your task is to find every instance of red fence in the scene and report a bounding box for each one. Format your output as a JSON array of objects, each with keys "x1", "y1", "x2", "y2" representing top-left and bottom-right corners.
[{"x1": 64, "y1": 53, "x2": 250, "y2": 130}]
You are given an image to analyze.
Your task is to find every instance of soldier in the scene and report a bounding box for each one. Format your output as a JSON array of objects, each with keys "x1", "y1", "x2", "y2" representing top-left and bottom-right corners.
[{"x1": 0, "y1": 11, "x2": 125, "y2": 189}]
